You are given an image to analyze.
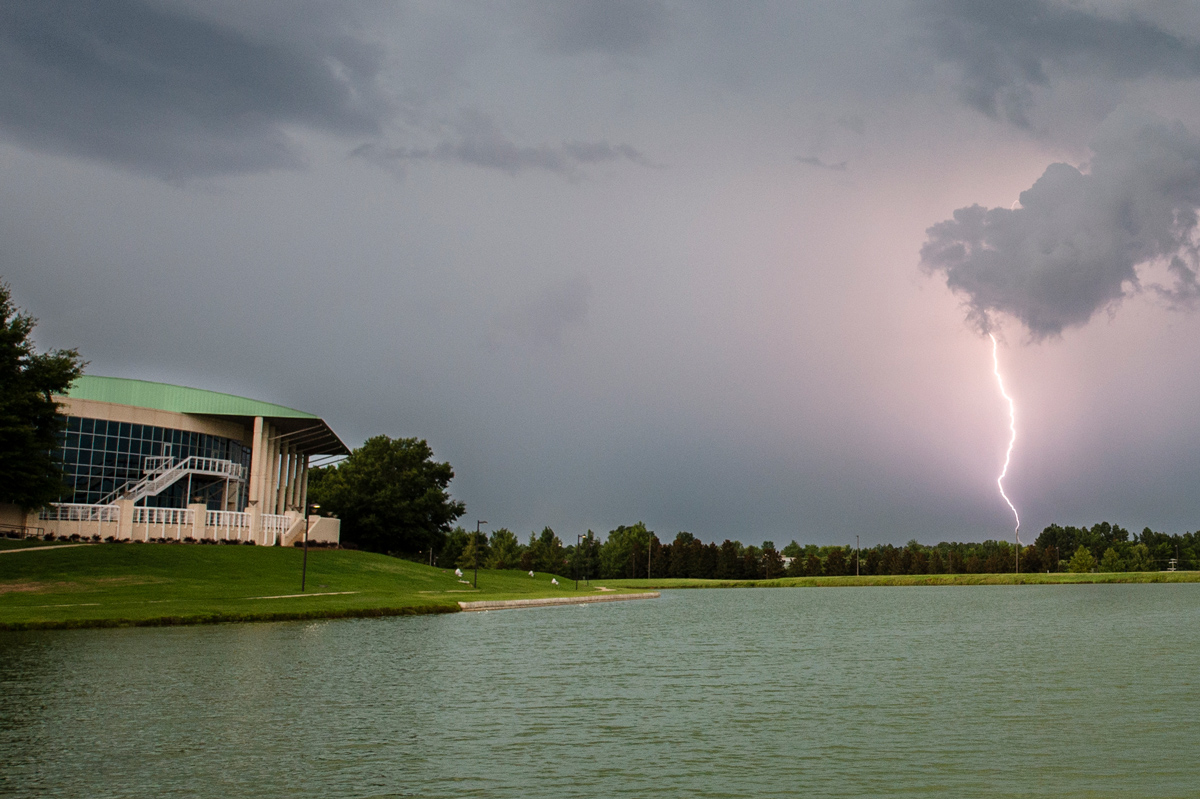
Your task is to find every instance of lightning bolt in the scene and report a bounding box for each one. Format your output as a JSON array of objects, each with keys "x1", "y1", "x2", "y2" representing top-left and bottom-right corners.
[{"x1": 990, "y1": 333, "x2": 1020, "y2": 541}]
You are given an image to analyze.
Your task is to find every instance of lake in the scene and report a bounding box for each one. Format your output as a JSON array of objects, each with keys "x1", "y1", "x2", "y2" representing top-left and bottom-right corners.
[{"x1": 2, "y1": 585, "x2": 1198, "y2": 798}]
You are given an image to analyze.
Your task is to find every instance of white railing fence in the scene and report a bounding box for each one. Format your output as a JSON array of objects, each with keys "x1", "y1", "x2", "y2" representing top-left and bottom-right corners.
[
  {"x1": 261, "y1": 513, "x2": 290, "y2": 545},
  {"x1": 206, "y1": 510, "x2": 251, "y2": 541},
  {"x1": 40, "y1": 503, "x2": 121, "y2": 522},
  {"x1": 131, "y1": 506, "x2": 195, "y2": 540},
  {"x1": 35, "y1": 504, "x2": 297, "y2": 544}
]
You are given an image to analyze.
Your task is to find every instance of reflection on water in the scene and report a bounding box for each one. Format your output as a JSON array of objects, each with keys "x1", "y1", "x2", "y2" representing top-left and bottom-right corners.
[{"x1": 2, "y1": 585, "x2": 1199, "y2": 798}]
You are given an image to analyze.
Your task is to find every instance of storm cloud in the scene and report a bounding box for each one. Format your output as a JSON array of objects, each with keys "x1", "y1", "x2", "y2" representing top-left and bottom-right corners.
[
  {"x1": 351, "y1": 110, "x2": 654, "y2": 180},
  {"x1": 521, "y1": 0, "x2": 671, "y2": 56},
  {"x1": 9, "y1": 1, "x2": 1200, "y2": 545},
  {"x1": 921, "y1": 112, "x2": 1200, "y2": 338},
  {"x1": 921, "y1": 0, "x2": 1200, "y2": 126},
  {"x1": 0, "y1": 0, "x2": 388, "y2": 179}
]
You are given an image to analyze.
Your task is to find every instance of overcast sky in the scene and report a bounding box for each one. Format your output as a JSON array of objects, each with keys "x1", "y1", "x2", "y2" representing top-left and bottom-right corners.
[{"x1": 6, "y1": 0, "x2": 1200, "y2": 546}]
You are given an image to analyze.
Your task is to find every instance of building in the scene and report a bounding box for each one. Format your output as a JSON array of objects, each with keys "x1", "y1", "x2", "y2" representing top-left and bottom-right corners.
[{"x1": 6, "y1": 376, "x2": 348, "y2": 545}]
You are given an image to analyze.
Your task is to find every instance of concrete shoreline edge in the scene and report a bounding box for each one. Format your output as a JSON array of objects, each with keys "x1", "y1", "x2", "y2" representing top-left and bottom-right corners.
[{"x1": 458, "y1": 592, "x2": 661, "y2": 611}]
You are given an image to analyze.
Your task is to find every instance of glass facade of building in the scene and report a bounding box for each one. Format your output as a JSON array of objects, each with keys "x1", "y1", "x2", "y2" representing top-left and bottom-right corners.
[{"x1": 57, "y1": 416, "x2": 251, "y2": 509}]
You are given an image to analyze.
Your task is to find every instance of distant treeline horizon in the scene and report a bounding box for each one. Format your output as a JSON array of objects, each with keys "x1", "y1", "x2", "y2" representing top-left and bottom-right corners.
[{"x1": 407, "y1": 521, "x2": 1199, "y2": 579}]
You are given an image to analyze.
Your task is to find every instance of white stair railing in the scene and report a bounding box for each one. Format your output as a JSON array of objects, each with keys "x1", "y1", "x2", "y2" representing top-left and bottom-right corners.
[{"x1": 100, "y1": 456, "x2": 246, "y2": 506}]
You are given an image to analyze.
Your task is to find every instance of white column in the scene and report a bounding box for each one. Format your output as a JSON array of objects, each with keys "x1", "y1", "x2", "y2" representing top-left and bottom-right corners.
[
  {"x1": 265, "y1": 424, "x2": 279, "y2": 515},
  {"x1": 247, "y1": 417, "x2": 266, "y2": 543},
  {"x1": 298, "y1": 455, "x2": 309, "y2": 513},
  {"x1": 284, "y1": 450, "x2": 296, "y2": 510},
  {"x1": 276, "y1": 442, "x2": 291, "y2": 514}
]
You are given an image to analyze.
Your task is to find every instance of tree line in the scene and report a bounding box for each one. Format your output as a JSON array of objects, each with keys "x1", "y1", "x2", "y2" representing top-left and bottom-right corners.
[{"x1": 411, "y1": 521, "x2": 1200, "y2": 579}]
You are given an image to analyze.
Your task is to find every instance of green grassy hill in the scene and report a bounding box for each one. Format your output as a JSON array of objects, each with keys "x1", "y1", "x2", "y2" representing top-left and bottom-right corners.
[{"x1": 0, "y1": 544, "x2": 611, "y2": 630}]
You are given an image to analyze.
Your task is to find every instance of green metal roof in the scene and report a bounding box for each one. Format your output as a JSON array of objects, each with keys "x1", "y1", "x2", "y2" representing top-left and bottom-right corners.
[
  {"x1": 64, "y1": 376, "x2": 318, "y2": 418},
  {"x1": 60, "y1": 376, "x2": 350, "y2": 456}
]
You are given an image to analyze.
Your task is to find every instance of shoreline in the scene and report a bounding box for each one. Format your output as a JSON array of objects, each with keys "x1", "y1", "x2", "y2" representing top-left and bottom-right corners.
[
  {"x1": 603, "y1": 571, "x2": 1200, "y2": 589},
  {"x1": 458, "y1": 592, "x2": 660, "y2": 611},
  {"x1": 0, "y1": 604, "x2": 459, "y2": 632}
]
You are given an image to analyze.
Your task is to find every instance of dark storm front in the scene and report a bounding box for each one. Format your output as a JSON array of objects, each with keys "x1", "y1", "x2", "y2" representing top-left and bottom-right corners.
[{"x1": 2, "y1": 585, "x2": 1199, "y2": 798}]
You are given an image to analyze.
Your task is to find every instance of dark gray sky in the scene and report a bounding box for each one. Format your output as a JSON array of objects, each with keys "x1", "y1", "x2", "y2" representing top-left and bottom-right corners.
[{"x1": 6, "y1": 0, "x2": 1200, "y2": 546}]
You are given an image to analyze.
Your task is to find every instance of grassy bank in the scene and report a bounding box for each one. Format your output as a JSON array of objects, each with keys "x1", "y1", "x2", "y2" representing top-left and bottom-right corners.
[
  {"x1": 0, "y1": 544, "x2": 615, "y2": 630},
  {"x1": 604, "y1": 571, "x2": 1200, "y2": 589}
]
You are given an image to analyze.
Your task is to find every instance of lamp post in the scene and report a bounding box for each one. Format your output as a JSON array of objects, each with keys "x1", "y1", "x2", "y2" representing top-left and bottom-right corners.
[
  {"x1": 576, "y1": 533, "x2": 584, "y2": 590},
  {"x1": 301, "y1": 503, "x2": 319, "y2": 592},
  {"x1": 474, "y1": 520, "x2": 487, "y2": 588}
]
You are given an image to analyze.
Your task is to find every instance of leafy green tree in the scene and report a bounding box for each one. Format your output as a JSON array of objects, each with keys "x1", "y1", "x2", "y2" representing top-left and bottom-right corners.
[
  {"x1": 571, "y1": 530, "x2": 599, "y2": 582},
  {"x1": 1126, "y1": 543, "x2": 1153, "y2": 572},
  {"x1": 781, "y1": 540, "x2": 802, "y2": 559},
  {"x1": 928, "y1": 549, "x2": 945, "y2": 574},
  {"x1": 0, "y1": 281, "x2": 86, "y2": 510},
  {"x1": 486, "y1": 528, "x2": 523, "y2": 569},
  {"x1": 440, "y1": 526, "x2": 469, "y2": 567},
  {"x1": 525, "y1": 527, "x2": 566, "y2": 574},
  {"x1": 1098, "y1": 547, "x2": 1125, "y2": 573},
  {"x1": 600, "y1": 523, "x2": 651, "y2": 578},
  {"x1": 308, "y1": 435, "x2": 465, "y2": 555},
  {"x1": 458, "y1": 528, "x2": 491, "y2": 570},
  {"x1": 1067, "y1": 545, "x2": 1097, "y2": 573}
]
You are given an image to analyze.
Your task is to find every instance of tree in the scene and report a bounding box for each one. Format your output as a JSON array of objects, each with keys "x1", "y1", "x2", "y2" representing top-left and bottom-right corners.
[
  {"x1": 1098, "y1": 547, "x2": 1125, "y2": 573},
  {"x1": 571, "y1": 530, "x2": 599, "y2": 583},
  {"x1": 600, "y1": 523, "x2": 651, "y2": 578},
  {"x1": 761, "y1": 541, "x2": 784, "y2": 579},
  {"x1": 307, "y1": 435, "x2": 465, "y2": 555},
  {"x1": 824, "y1": 547, "x2": 848, "y2": 576},
  {"x1": 458, "y1": 529, "x2": 491, "y2": 570},
  {"x1": 440, "y1": 526, "x2": 470, "y2": 567},
  {"x1": 1067, "y1": 545, "x2": 1097, "y2": 573},
  {"x1": 486, "y1": 528, "x2": 523, "y2": 569},
  {"x1": 928, "y1": 549, "x2": 945, "y2": 574},
  {"x1": 716, "y1": 540, "x2": 743, "y2": 579},
  {"x1": 1126, "y1": 543, "x2": 1153, "y2": 572},
  {"x1": 526, "y1": 527, "x2": 566, "y2": 574},
  {"x1": 0, "y1": 281, "x2": 85, "y2": 510}
]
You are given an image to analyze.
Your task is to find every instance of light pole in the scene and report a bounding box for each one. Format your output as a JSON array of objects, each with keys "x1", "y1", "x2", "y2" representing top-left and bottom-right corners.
[
  {"x1": 474, "y1": 520, "x2": 487, "y2": 588},
  {"x1": 576, "y1": 533, "x2": 585, "y2": 590},
  {"x1": 302, "y1": 503, "x2": 319, "y2": 592},
  {"x1": 856, "y1": 535, "x2": 860, "y2": 577}
]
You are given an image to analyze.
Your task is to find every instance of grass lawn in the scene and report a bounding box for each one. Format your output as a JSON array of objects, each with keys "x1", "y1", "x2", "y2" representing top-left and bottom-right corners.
[
  {"x1": 604, "y1": 571, "x2": 1200, "y2": 589},
  {"x1": 0, "y1": 544, "x2": 619, "y2": 630}
]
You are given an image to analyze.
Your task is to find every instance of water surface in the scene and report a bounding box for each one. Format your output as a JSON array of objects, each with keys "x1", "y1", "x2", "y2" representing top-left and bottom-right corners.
[{"x1": 2, "y1": 585, "x2": 1198, "y2": 797}]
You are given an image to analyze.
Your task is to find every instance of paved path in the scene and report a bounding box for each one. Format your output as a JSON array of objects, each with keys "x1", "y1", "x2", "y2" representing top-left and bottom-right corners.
[
  {"x1": 0, "y1": 544, "x2": 92, "y2": 554},
  {"x1": 458, "y1": 592, "x2": 660, "y2": 611}
]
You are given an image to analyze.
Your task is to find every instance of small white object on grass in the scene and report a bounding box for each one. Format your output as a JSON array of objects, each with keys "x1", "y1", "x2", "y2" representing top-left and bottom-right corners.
[
  {"x1": 551, "y1": 578, "x2": 559, "y2": 585},
  {"x1": 528, "y1": 570, "x2": 534, "y2": 577},
  {"x1": 455, "y1": 568, "x2": 463, "y2": 577}
]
